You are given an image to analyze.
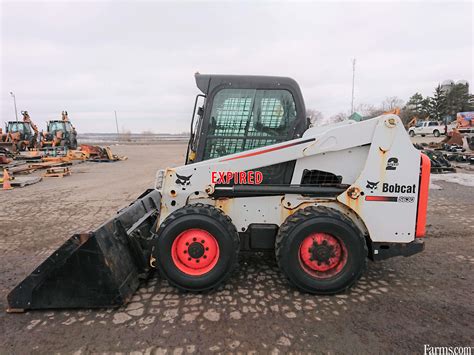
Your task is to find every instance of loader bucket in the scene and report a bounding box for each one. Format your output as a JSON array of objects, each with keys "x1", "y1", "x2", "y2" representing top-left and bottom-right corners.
[{"x1": 7, "y1": 189, "x2": 161, "y2": 311}]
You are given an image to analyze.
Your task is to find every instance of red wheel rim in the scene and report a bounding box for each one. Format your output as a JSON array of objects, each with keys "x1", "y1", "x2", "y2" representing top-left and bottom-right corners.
[
  {"x1": 299, "y1": 232, "x2": 347, "y2": 279},
  {"x1": 171, "y1": 228, "x2": 219, "y2": 276}
]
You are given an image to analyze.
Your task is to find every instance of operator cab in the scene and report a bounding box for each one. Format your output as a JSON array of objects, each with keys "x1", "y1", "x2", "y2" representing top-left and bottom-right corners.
[
  {"x1": 48, "y1": 121, "x2": 66, "y2": 134},
  {"x1": 187, "y1": 73, "x2": 309, "y2": 163},
  {"x1": 47, "y1": 120, "x2": 74, "y2": 134},
  {"x1": 6, "y1": 122, "x2": 32, "y2": 137},
  {"x1": 186, "y1": 74, "x2": 309, "y2": 184}
]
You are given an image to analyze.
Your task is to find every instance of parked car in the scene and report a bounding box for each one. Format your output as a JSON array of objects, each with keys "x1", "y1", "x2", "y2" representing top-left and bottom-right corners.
[{"x1": 408, "y1": 121, "x2": 444, "y2": 137}]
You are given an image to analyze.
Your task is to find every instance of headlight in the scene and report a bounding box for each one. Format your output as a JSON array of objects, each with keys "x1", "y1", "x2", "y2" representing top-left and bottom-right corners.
[{"x1": 155, "y1": 169, "x2": 165, "y2": 190}]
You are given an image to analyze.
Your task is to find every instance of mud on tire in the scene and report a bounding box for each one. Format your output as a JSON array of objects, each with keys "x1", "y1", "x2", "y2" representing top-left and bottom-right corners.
[
  {"x1": 154, "y1": 203, "x2": 240, "y2": 292},
  {"x1": 276, "y1": 206, "x2": 367, "y2": 294}
]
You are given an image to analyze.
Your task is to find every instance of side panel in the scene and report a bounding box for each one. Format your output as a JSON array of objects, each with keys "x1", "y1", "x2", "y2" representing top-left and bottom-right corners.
[
  {"x1": 337, "y1": 117, "x2": 421, "y2": 243},
  {"x1": 291, "y1": 146, "x2": 370, "y2": 185},
  {"x1": 187, "y1": 196, "x2": 368, "y2": 238}
]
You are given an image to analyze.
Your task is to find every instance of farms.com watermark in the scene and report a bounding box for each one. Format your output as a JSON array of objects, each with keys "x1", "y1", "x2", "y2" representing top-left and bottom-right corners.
[{"x1": 424, "y1": 345, "x2": 472, "y2": 355}]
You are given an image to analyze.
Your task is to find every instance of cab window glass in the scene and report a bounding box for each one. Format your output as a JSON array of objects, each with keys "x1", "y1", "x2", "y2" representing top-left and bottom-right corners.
[
  {"x1": 10, "y1": 123, "x2": 24, "y2": 133},
  {"x1": 50, "y1": 122, "x2": 64, "y2": 132},
  {"x1": 204, "y1": 89, "x2": 297, "y2": 159}
]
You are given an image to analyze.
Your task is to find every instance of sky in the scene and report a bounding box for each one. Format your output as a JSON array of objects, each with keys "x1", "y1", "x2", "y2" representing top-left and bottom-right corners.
[{"x1": 1, "y1": 0, "x2": 473, "y2": 133}]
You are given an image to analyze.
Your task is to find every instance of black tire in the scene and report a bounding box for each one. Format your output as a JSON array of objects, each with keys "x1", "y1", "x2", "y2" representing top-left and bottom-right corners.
[
  {"x1": 276, "y1": 206, "x2": 367, "y2": 294},
  {"x1": 17, "y1": 141, "x2": 26, "y2": 151},
  {"x1": 409, "y1": 130, "x2": 415, "y2": 137},
  {"x1": 433, "y1": 130, "x2": 440, "y2": 137},
  {"x1": 468, "y1": 137, "x2": 474, "y2": 151},
  {"x1": 154, "y1": 203, "x2": 239, "y2": 292}
]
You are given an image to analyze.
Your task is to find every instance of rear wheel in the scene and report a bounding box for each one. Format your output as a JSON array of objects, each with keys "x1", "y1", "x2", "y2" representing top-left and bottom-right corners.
[
  {"x1": 409, "y1": 130, "x2": 415, "y2": 137},
  {"x1": 154, "y1": 203, "x2": 239, "y2": 292},
  {"x1": 17, "y1": 141, "x2": 26, "y2": 151},
  {"x1": 433, "y1": 129, "x2": 440, "y2": 137},
  {"x1": 276, "y1": 206, "x2": 367, "y2": 294}
]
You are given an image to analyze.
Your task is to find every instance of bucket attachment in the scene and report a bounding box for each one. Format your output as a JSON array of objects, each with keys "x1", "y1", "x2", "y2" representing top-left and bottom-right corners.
[{"x1": 7, "y1": 189, "x2": 161, "y2": 311}]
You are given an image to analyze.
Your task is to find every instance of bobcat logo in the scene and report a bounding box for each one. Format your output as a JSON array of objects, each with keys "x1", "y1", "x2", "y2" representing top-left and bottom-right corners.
[
  {"x1": 175, "y1": 173, "x2": 192, "y2": 190},
  {"x1": 366, "y1": 180, "x2": 379, "y2": 193}
]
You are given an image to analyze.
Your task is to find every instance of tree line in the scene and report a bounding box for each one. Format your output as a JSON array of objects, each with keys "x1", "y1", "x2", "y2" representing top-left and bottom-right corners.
[
  {"x1": 402, "y1": 83, "x2": 473, "y2": 124},
  {"x1": 308, "y1": 82, "x2": 474, "y2": 126}
]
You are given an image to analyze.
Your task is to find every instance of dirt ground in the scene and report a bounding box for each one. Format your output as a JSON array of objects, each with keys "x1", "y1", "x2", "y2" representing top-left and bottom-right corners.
[{"x1": 0, "y1": 143, "x2": 473, "y2": 354}]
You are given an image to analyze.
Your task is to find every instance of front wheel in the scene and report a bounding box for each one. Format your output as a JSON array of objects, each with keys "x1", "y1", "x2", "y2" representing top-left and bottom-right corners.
[
  {"x1": 154, "y1": 203, "x2": 240, "y2": 292},
  {"x1": 409, "y1": 130, "x2": 415, "y2": 137},
  {"x1": 276, "y1": 206, "x2": 367, "y2": 294},
  {"x1": 16, "y1": 141, "x2": 26, "y2": 151}
]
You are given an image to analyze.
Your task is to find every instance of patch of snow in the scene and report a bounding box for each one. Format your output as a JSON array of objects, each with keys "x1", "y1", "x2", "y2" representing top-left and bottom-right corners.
[
  {"x1": 429, "y1": 183, "x2": 443, "y2": 190},
  {"x1": 430, "y1": 173, "x2": 474, "y2": 187}
]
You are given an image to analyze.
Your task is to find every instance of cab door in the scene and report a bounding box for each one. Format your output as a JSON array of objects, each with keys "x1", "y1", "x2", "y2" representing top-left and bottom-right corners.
[
  {"x1": 197, "y1": 88, "x2": 301, "y2": 184},
  {"x1": 201, "y1": 88, "x2": 298, "y2": 160}
]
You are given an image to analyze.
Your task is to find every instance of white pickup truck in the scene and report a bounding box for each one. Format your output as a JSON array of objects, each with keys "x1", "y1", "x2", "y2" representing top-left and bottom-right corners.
[{"x1": 408, "y1": 121, "x2": 444, "y2": 137}]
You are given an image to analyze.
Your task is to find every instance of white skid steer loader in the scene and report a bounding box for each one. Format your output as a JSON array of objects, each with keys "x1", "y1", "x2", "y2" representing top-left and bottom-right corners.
[{"x1": 7, "y1": 74, "x2": 430, "y2": 311}]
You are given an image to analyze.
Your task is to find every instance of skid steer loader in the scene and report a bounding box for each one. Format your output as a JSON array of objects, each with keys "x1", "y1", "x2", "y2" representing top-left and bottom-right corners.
[{"x1": 7, "y1": 74, "x2": 430, "y2": 311}]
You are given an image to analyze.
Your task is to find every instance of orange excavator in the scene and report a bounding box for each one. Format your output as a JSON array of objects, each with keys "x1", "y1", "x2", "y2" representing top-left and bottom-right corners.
[
  {"x1": 455, "y1": 112, "x2": 474, "y2": 149},
  {"x1": 0, "y1": 111, "x2": 39, "y2": 152},
  {"x1": 407, "y1": 116, "x2": 418, "y2": 128},
  {"x1": 40, "y1": 111, "x2": 78, "y2": 149}
]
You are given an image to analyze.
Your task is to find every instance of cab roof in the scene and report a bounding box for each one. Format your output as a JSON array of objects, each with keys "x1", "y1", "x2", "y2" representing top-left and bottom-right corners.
[{"x1": 195, "y1": 73, "x2": 303, "y2": 96}]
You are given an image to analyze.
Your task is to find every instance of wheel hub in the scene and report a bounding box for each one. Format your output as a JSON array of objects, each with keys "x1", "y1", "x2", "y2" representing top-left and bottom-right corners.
[
  {"x1": 188, "y1": 242, "x2": 205, "y2": 259},
  {"x1": 309, "y1": 240, "x2": 335, "y2": 264},
  {"x1": 299, "y1": 232, "x2": 347, "y2": 278},
  {"x1": 171, "y1": 228, "x2": 219, "y2": 276}
]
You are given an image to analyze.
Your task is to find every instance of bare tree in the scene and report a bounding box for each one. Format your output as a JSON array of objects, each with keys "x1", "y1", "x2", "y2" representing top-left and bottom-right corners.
[
  {"x1": 355, "y1": 103, "x2": 383, "y2": 117},
  {"x1": 381, "y1": 96, "x2": 404, "y2": 112},
  {"x1": 306, "y1": 109, "x2": 324, "y2": 126},
  {"x1": 121, "y1": 126, "x2": 132, "y2": 142},
  {"x1": 328, "y1": 112, "x2": 347, "y2": 123}
]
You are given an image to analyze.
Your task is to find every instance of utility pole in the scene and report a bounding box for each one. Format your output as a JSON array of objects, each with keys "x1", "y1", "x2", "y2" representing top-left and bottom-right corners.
[
  {"x1": 10, "y1": 91, "x2": 18, "y2": 122},
  {"x1": 114, "y1": 110, "x2": 120, "y2": 141},
  {"x1": 351, "y1": 58, "x2": 356, "y2": 115}
]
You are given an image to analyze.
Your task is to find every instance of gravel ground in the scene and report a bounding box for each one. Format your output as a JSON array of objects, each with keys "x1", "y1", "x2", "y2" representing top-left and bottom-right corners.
[{"x1": 0, "y1": 143, "x2": 473, "y2": 354}]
